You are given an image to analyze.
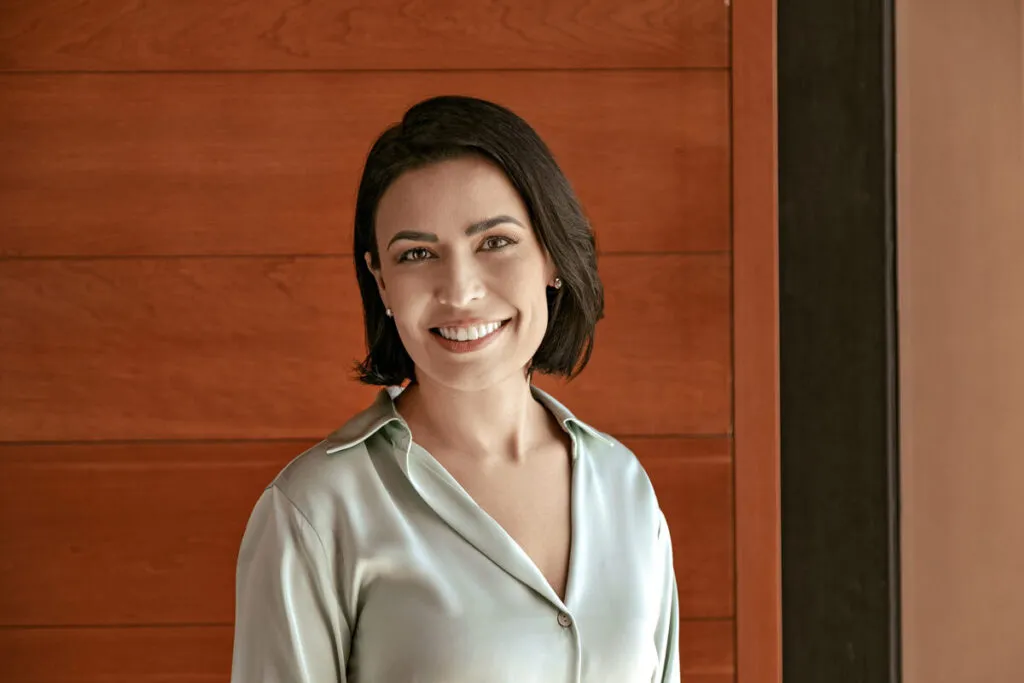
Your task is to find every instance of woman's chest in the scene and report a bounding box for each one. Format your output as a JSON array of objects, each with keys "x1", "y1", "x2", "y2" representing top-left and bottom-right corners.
[
  {"x1": 347, "y1": 548, "x2": 660, "y2": 683},
  {"x1": 451, "y1": 447, "x2": 574, "y2": 599},
  {"x1": 342, "y1": 474, "x2": 663, "y2": 683}
]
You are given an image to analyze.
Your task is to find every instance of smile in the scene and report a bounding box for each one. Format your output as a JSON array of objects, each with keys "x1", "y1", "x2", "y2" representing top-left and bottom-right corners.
[
  {"x1": 429, "y1": 318, "x2": 512, "y2": 353},
  {"x1": 433, "y1": 320, "x2": 506, "y2": 342}
]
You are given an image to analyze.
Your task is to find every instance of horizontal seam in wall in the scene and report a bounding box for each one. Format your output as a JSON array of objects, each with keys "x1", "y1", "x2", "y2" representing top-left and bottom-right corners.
[
  {"x1": 0, "y1": 615, "x2": 736, "y2": 630},
  {"x1": 0, "y1": 622, "x2": 233, "y2": 630},
  {"x1": 0, "y1": 434, "x2": 732, "y2": 448},
  {"x1": 0, "y1": 250, "x2": 732, "y2": 262},
  {"x1": 0, "y1": 66, "x2": 731, "y2": 77},
  {"x1": 0, "y1": 438, "x2": 320, "y2": 447}
]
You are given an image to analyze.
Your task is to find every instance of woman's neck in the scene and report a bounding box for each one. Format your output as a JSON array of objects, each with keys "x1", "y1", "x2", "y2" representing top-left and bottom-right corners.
[{"x1": 394, "y1": 372, "x2": 553, "y2": 465}]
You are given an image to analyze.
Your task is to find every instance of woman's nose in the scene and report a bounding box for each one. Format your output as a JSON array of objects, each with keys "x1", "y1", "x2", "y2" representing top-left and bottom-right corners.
[{"x1": 435, "y1": 255, "x2": 485, "y2": 307}]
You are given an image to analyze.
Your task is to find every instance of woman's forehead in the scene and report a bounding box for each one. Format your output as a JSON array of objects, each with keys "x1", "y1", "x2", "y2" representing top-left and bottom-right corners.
[{"x1": 376, "y1": 157, "x2": 530, "y2": 235}]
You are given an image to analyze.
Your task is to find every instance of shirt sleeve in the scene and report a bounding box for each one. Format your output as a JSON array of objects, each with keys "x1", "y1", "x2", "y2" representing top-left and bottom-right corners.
[
  {"x1": 231, "y1": 484, "x2": 349, "y2": 683},
  {"x1": 653, "y1": 509, "x2": 681, "y2": 683}
]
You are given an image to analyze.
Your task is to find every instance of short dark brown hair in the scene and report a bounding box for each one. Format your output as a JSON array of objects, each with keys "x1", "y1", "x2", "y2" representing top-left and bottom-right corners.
[{"x1": 352, "y1": 95, "x2": 604, "y2": 386}]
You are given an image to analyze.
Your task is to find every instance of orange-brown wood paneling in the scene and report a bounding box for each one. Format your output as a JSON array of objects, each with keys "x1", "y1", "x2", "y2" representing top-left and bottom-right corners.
[
  {"x1": 0, "y1": 626, "x2": 234, "y2": 683},
  {"x1": 0, "y1": 439, "x2": 735, "y2": 681},
  {"x1": 0, "y1": 255, "x2": 730, "y2": 442},
  {"x1": 0, "y1": 0, "x2": 729, "y2": 71},
  {"x1": 633, "y1": 437, "x2": 735, "y2": 618},
  {"x1": 0, "y1": 439, "x2": 731, "y2": 625},
  {"x1": 0, "y1": 71, "x2": 730, "y2": 257},
  {"x1": 0, "y1": 0, "x2": 780, "y2": 681},
  {"x1": 0, "y1": 620, "x2": 733, "y2": 682},
  {"x1": 0, "y1": 442, "x2": 294, "y2": 626},
  {"x1": 732, "y1": 1, "x2": 782, "y2": 682}
]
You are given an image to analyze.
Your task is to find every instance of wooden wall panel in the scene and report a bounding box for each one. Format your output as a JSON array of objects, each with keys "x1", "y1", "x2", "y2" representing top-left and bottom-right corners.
[
  {"x1": 733, "y1": 0, "x2": 782, "y2": 681},
  {"x1": 678, "y1": 619, "x2": 737, "y2": 683},
  {"x1": 0, "y1": 440, "x2": 732, "y2": 625},
  {"x1": 0, "y1": 1, "x2": 781, "y2": 681},
  {"x1": 0, "y1": 71, "x2": 730, "y2": 258},
  {"x1": 630, "y1": 437, "x2": 734, "y2": 618},
  {"x1": 0, "y1": 442, "x2": 295, "y2": 626},
  {"x1": 537, "y1": 254, "x2": 731, "y2": 434},
  {"x1": 0, "y1": 0, "x2": 729, "y2": 72},
  {"x1": 0, "y1": 620, "x2": 734, "y2": 682},
  {"x1": 0, "y1": 626, "x2": 232, "y2": 683},
  {"x1": 0, "y1": 254, "x2": 730, "y2": 442}
]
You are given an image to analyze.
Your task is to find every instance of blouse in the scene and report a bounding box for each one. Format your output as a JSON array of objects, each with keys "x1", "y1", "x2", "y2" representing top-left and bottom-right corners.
[{"x1": 230, "y1": 384, "x2": 680, "y2": 682}]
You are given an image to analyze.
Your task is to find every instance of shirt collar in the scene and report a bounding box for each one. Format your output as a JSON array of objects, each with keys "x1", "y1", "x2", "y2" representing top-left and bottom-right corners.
[{"x1": 324, "y1": 384, "x2": 612, "y2": 455}]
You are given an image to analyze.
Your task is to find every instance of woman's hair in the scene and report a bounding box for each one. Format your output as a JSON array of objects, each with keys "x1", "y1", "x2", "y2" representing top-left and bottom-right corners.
[{"x1": 352, "y1": 95, "x2": 604, "y2": 386}]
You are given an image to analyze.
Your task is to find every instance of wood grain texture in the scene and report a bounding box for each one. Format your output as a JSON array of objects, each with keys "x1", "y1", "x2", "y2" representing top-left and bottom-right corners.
[
  {"x1": 0, "y1": 254, "x2": 730, "y2": 442},
  {"x1": 536, "y1": 254, "x2": 731, "y2": 435},
  {"x1": 0, "y1": 0, "x2": 729, "y2": 72},
  {"x1": 0, "y1": 70, "x2": 730, "y2": 257},
  {"x1": 732, "y1": 0, "x2": 782, "y2": 682},
  {"x1": 0, "y1": 442, "x2": 296, "y2": 626},
  {"x1": 0, "y1": 625, "x2": 232, "y2": 683},
  {"x1": 0, "y1": 620, "x2": 733, "y2": 681},
  {"x1": 629, "y1": 437, "x2": 734, "y2": 618},
  {"x1": 0, "y1": 439, "x2": 732, "y2": 625},
  {"x1": 678, "y1": 618, "x2": 737, "y2": 683}
]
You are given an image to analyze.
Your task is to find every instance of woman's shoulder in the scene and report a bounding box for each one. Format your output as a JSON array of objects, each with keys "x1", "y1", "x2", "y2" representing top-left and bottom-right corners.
[
  {"x1": 577, "y1": 426, "x2": 653, "y2": 487},
  {"x1": 261, "y1": 389, "x2": 404, "y2": 523},
  {"x1": 535, "y1": 386, "x2": 656, "y2": 497},
  {"x1": 573, "y1": 426, "x2": 667, "y2": 542}
]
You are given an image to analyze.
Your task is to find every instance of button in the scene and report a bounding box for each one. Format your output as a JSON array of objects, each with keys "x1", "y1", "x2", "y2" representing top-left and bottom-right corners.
[{"x1": 557, "y1": 611, "x2": 573, "y2": 628}]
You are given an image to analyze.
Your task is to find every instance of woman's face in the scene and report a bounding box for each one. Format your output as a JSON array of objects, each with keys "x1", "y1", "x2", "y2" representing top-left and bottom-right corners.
[{"x1": 365, "y1": 155, "x2": 558, "y2": 391}]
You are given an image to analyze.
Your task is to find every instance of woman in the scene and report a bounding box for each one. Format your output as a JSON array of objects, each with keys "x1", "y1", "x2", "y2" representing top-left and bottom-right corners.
[{"x1": 231, "y1": 95, "x2": 680, "y2": 682}]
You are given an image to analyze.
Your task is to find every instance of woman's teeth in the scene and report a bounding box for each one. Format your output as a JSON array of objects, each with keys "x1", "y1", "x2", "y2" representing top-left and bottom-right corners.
[{"x1": 437, "y1": 320, "x2": 504, "y2": 341}]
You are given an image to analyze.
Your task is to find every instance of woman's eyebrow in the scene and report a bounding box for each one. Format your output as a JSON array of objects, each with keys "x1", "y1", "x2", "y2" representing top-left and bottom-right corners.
[
  {"x1": 466, "y1": 214, "x2": 525, "y2": 235},
  {"x1": 386, "y1": 215, "x2": 525, "y2": 248}
]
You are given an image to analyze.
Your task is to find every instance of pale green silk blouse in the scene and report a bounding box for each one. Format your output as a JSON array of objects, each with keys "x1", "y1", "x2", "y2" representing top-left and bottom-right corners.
[{"x1": 230, "y1": 384, "x2": 680, "y2": 682}]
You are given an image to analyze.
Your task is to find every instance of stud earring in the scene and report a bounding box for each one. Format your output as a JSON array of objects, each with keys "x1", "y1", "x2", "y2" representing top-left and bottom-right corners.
[
  {"x1": 385, "y1": 308, "x2": 393, "y2": 318},
  {"x1": 553, "y1": 277, "x2": 563, "y2": 290}
]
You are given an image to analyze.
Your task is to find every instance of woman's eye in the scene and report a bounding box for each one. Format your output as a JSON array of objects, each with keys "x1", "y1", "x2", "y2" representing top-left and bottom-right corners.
[
  {"x1": 482, "y1": 235, "x2": 516, "y2": 250},
  {"x1": 398, "y1": 247, "x2": 433, "y2": 263}
]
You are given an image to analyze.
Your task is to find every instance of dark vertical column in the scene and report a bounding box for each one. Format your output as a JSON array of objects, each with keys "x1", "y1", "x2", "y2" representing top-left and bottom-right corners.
[{"x1": 777, "y1": 1, "x2": 901, "y2": 682}]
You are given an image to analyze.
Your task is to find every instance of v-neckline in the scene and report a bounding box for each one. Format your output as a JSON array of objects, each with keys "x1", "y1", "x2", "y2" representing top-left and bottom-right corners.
[{"x1": 406, "y1": 431, "x2": 581, "y2": 609}]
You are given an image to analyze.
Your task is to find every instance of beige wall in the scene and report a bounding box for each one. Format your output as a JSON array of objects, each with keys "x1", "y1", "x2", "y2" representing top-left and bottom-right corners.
[{"x1": 897, "y1": 1, "x2": 1024, "y2": 681}]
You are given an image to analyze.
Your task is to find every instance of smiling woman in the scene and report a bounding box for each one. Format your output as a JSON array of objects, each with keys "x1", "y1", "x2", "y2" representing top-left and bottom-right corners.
[
  {"x1": 229, "y1": 96, "x2": 681, "y2": 683},
  {"x1": 366, "y1": 154, "x2": 551, "y2": 383},
  {"x1": 352, "y1": 95, "x2": 606, "y2": 390}
]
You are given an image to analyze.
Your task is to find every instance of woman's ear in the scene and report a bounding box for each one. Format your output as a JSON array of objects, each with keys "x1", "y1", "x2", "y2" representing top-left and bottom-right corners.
[
  {"x1": 544, "y1": 253, "x2": 559, "y2": 288},
  {"x1": 364, "y1": 251, "x2": 387, "y2": 304}
]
